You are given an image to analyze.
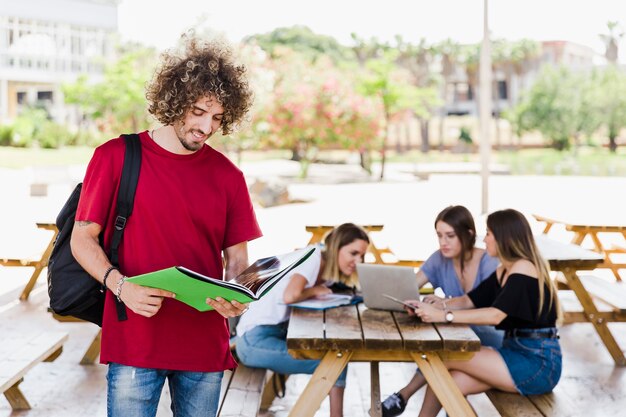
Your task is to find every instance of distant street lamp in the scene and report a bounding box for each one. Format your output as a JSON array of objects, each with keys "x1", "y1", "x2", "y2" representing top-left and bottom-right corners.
[{"x1": 479, "y1": 0, "x2": 492, "y2": 214}]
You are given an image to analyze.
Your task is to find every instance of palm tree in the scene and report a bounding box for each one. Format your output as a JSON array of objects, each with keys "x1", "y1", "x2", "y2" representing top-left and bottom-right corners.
[
  {"x1": 600, "y1": 21, "x2": 624, "y2": 64},
  {"x1": 507, "y1": 39, "x2": 541, "y2": 147},
  {"x1": 394, "y1": 36, "x2": 438, "y2": 152},
  {"x1": 432, "y1": 39, "x2": 461, "y2": 150},
  {"x1": 460, "y1": 43, "x2": 480, "y2": 115}
]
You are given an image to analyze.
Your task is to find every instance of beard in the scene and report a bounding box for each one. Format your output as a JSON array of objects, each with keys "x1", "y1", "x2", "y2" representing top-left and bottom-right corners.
[{"x1": 176, "y1": 123, "x2": 210, "y2": 152}]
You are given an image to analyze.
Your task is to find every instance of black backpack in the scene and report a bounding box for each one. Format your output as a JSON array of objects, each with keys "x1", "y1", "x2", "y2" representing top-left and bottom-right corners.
[{"x1": 47, "y1": 134, "x2": 142, "y2": 326}]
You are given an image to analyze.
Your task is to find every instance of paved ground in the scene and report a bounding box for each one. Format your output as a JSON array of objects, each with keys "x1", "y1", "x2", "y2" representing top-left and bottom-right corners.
[{"x1": 1, "y1": 159, "x2": 626, "y2": 416}]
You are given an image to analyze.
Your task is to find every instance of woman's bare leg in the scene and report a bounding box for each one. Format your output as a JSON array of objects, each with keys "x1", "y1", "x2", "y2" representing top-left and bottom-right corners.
[
  {"x1": 418, "y1": 370, "x2": 492, "y2": 417},
  {"x1": 397, "y1": 370, "x2": 427, "y2": 404},
  {"x1": 417, "y1": 347, "x2": 517, "y2": 417},
  {"x1": 445, "y1": 347, "x2": 516, "y2": 392}
]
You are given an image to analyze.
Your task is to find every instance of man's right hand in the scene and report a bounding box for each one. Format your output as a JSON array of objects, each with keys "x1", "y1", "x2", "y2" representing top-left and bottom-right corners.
[{"x1": 117, "y1": 280, "x2": 176, "y2": 318}]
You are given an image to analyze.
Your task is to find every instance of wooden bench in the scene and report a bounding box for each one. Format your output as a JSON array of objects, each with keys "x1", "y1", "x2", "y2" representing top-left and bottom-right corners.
[
  {"x1": 410, "y1": 162, "x2": 510, "y2": 180},
  {"x1": 0, "y1": 331, "x2": 68, "y2": 410},
  {"x1": 558, "y1": 290, "x2": 615, "y2": 323},
  {"x1": 0, "y1": 222, "x2": 58, "y2": 300},
  {"x1": 217, "y1": 365, "x2": 285, "y2": 416},
  {"x1": 49, "y1": 311, "x2": 102, "y2": 365},
  {"x1": 558, "y1": 277, "x2": 626, "y2": 322},
  {"x1": 486, "y1": 389, "x2": 574, "y2": 417},
  {"x1": 306, "y1": 224, "x2": 390, "y2": 264},
  {"x1": 579, "y1": 275, "x2": 626, "y2": 313}
]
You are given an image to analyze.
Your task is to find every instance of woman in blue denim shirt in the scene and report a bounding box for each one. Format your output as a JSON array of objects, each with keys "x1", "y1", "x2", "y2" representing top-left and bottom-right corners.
[
  {"x1": 382, "y1": 205, "x2": 503, "y2": 417},
  {"x1": 235, "y1": 223, "x2": 369, "y2": 417},
  {"x1": 408, "y1": 209, "x2": 561, "y2": 417}
]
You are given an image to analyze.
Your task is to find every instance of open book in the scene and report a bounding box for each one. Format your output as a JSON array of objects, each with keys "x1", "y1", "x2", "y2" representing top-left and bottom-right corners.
[
  {"x1": 288, "y1": 293, "x2": 362, "y2": 310},
  {"x1": 126, "y1": 247, "x2": 316, "y2": 312}
]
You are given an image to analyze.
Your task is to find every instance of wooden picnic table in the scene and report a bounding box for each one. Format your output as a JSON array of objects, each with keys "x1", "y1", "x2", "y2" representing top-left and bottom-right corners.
[
  {"x1": 536, "y1": 235, "x2": 626, "y2": 366},
  {"x1": 286, "y1": 304, "x2": 480, "y2": 417},
  {"x1": 0, "y1": 222, "x2": 58, "y2": 301},
  {"x1": 306, "y1": 224, "x2": 388, "y2": 264},
  {"x1": 534, "y1": 214, "x2": 626, "y2": 281}
]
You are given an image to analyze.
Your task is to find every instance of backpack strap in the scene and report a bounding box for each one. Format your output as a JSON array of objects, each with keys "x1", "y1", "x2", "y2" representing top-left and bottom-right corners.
[{"x1": 110, "y1": 133, "x2": 142, "y2": 321}]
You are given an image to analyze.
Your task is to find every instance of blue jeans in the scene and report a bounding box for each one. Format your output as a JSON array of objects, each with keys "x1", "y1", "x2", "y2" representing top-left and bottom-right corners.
[
  {"x1": 107, "y1": 363, "x2": 223, "y2": 417},
  {"x1": 498, "y1": 328, "x2": 562, "y2": 395},
  {"x1": 236, "y1": 322, "x2": 347, "y2": 387},
  {"x1": 471, "y1": 325, "x2": 504, "y2": 349}
]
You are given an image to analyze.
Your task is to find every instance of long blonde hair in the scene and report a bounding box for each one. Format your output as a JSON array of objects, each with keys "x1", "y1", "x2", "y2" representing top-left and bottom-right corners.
[
  {"x1": 487, "y1": 209, "x2": 560, "y2": 318},
  {"x1": 320, "y1": 223, "x2": 369, "y2": 288}
]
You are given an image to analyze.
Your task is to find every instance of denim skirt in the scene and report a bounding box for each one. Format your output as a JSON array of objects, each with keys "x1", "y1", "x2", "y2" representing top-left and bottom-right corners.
[{"x1": 497, "y1": 328, "x2": 562, "y2": 395}]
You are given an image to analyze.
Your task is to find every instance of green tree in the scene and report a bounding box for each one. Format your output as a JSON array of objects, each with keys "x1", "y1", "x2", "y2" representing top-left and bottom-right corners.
[
  {"x1": 10, "y1": 106, "x2": 50, "y2": 147},
  {"x1": 358, "y1": 50, "x2": 434, "y2": 179},
  {"x1": 63, "y1": 45, "x2": 157, "y2": 139},
  {"x1": 212, "y1": 42, "x2": 276, "y2": 164},
  {"x1": 594, "y1": 66, "x2": 626, "y2": 152},
  {"x1": 432, "y1": 39, "x2": 461, "y2": 150},
  {"x1": 509, "y1": 66, "x2": 599, "y2": 150},
  {"x1": 394, "y1": 36, "x2": 440, "y2": 152},
  {"x1": 259, "y1": 47, "x2": 382, "y2": 178},
  {"x1": 245, "y1": 26, "x2": 351, "y2": 63},
  {"x1": 600, "y1": 21, "x2": 623, "y2": 64}
]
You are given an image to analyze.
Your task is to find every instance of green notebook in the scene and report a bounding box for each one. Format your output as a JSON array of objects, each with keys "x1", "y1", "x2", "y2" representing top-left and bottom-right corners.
[{"x1": 126, "y1": 247, "x2": 316, "y2": 312}]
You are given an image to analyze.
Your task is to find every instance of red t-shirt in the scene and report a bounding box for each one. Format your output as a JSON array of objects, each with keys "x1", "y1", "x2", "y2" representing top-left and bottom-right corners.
[{"x1": 76, "y1": 131, "x2": 262, "y2": 371}]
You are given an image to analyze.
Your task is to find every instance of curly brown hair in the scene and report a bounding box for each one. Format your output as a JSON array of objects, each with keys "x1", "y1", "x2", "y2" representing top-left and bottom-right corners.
[{"x1": 146, "y1": 34, "x2": 253, "y2": 135}]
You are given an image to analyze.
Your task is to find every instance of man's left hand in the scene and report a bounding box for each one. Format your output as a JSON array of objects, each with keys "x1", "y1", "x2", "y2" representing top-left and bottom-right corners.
[{"x1": 206, "y1": 297, "x2": 249, "y2": 318}]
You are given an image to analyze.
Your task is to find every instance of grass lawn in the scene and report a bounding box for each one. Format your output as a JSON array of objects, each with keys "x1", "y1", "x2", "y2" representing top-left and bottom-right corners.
[
  {"x1": 1, "y1": 145, "x2": 625, "y2": 177},
  {"x1": 380, "y1": 146, "x2": 626, "y2": 176},
  {"x1": 0, "y1": 146, "x2": 95, "y2": 169}
]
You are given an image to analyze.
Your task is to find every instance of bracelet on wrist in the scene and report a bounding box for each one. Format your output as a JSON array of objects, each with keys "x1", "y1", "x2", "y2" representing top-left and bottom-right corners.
[
  {"x1": 102, "y1": 266, "x2": 118, "y2": 293},
  {"x1": 115, "y1": 276, "x2": 127, "y2": 302}
]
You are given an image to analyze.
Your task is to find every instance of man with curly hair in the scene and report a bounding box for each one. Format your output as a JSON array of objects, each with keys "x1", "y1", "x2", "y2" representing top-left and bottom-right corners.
[{"x1": 71, "y1": 35, "x2": 261, "y2": 417}]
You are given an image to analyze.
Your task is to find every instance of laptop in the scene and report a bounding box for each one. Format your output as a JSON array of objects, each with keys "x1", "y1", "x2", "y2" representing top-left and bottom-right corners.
[{"x1": 356, "y1": 263, "x2": 420, "y2": 311}]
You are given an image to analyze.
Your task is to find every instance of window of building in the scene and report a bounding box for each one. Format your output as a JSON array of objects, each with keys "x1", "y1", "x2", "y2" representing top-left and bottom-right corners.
[
  {"x1": 497, "y1": 80, "x2": 508, "y2": 100},
  {"x1": 17, "y1": 91, "x2": 27, "y2": 105},
  {"x1": 455, "y1": 82, "x2": 470, "y2": 102},
  {"x1": 37, "y1": 91, "x2": 53, "y2": 102}
]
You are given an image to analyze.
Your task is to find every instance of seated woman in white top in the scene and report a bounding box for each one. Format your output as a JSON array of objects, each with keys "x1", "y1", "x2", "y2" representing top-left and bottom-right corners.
[{"x1": 235, "y1": 223, "x2": 369, "y2": 417}]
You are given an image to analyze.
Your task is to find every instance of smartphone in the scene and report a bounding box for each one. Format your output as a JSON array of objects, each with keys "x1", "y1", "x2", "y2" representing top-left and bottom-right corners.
[{"x1": 382, "y1": 294, "x2": 418, "y2": 311}]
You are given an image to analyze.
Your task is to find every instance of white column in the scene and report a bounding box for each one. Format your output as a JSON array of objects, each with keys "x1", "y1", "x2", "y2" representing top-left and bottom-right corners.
[{"x1": 479, "y1": 0, "x2": 492, "y2": 215}]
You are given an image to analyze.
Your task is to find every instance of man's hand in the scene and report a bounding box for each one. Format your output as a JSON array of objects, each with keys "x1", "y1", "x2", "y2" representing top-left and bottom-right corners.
[
  {"x1": 206, "y1": 297, "x2": 249, "y2": 318},
  {"x1": 118, "y1": 281, "x2": 176, "y2": 318}
]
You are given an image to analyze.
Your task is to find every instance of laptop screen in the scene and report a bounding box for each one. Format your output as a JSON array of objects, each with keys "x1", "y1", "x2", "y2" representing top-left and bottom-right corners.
[{"x1": 357, "y1": 264, "x2": 420, "y2": 311}]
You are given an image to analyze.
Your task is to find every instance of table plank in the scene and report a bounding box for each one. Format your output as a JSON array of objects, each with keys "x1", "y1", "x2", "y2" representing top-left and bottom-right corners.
[
  {"x1": 533, "y1": 214, "x2": 626, "y2": 231},
  {"x1": 286, "y1": 309, "x2": 325, "y2": 350},
  {"x1": 393, "y1": 311, "x2": 443, "y2": 351},
  {"x1": 325, "y1": 305, "x2": 362, "y2": 350},
  {"x1": 536, "y1": 235, "x2": 604, "y2": 270},
  {"x1": 434, "y1": 324, "x2": 481, "y2": 352},
  {"x1": 358, "y1": 305, "x2": 403, "y2": 350}
]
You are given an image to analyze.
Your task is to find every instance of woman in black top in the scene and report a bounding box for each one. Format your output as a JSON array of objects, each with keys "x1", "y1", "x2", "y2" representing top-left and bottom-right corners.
[{"x1": 406, "y1": 209, "x2": 561, "y2": 417}]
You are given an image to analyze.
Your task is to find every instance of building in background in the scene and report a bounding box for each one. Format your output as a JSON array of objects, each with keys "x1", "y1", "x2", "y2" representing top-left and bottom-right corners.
[
  {"x1": 0, "y1": 0, "x2": 118, "y2": 124},
  {"x1": 445, "y1": 40, "x2": 599, "y2": 117}
]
